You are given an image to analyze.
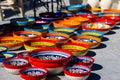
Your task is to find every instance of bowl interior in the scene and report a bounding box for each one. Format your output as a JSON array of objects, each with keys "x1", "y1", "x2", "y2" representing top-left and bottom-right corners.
[
  {"x1": 30, "y1": 50, "x2": 71, "y2": 60},
  {"x1": 19, "y1": 34, "x2": 38, "y2": 37},
  {"x1": 5, "y1": 58, "x2": 28, "y2": 66},
  {"x1": 18, "y1": 52, "x2": 28, "y2": 58},
  {"x1": 0, "y1": 40, "x2": 21, "y2": 44},
  {"x1": 0, "y1": 46, "x2": 8, "y2": 52},
  {"x1": 75, "y1": 38, "x2": 98, "y2": 43},
  {"x1": 21, "y1": 68, "x2": 47, "y2": 76},
  {"x1": 65, "y1": 65, "x2": 90, "y2": 73}
]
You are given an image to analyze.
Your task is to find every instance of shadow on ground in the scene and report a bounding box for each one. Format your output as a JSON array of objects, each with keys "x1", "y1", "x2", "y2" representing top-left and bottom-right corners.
[
  {"x1": 105, "y1": 30, "x2": 116, "y2": 35},
  {"x1": 87, "y1": 73, "x2": 101, "y2": 80},
  {"x1": 101, "y1": 36, "x2": 109, "y2": 42},
  {"x1": 91, "y1": 63, "x2": 103, "y2": 71},
  {"x1": 93, "y1": 43, "x2": 107, "y2": 49},
  {"x1": 85, "y1": 50, "x2": 96, "y2": 57}
]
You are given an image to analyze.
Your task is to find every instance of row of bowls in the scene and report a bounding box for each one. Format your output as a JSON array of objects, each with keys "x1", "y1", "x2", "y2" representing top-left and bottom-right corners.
[{"x1": 1, "y1": 48, "x2": 94, "y2": 80}]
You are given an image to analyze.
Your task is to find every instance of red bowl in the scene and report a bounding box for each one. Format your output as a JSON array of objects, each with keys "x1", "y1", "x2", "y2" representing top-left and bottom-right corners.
[
  {"x1": 102, "y1": 16, "x2": 120, "y2": 22},
  {"x1": 17, "y1": 51, "x2": 29, "y2": 60},
  {"x1": 28, "y1": 48, "x2": 73, "y2": 63},
  {"x1": 19, "y1": 67, "x2": 48, "y2": 80}
]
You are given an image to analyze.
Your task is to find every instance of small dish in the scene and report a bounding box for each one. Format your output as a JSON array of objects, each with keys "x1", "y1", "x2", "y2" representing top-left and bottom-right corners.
[
  {"x1": 13, "y1": 31, "x2": 42, "y2": 41},
  {"x1": 19, "y1": 67, "x2": 48, "y2": 80},
  {"x1": 71, "y1": 35, "x2": 101, "y2": 48},
  {"x1": 2, "y1": 58, "x2": 29, "y2": 74},
  {"x1": 64, "y1": 64, "x2": 91, "y2": 80},
  {"x1": 71, "y1": 56, "x2": 94, "y2": 67},
  {"x1": 60, "y1": 42, "x2": 89, "y2": 56}
]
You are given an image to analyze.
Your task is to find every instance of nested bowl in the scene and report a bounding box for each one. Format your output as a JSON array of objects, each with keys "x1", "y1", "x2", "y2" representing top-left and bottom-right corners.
[
  {"x1": 71, "y1": 36, "x2": 101, "y2": 48},
  {"x1": 24, "y1": 39, "x2": 57, "y2": 51},
  {"x1": 76, "y1": 30, "x2": 104, "y2": 39},
  {"x1": 82, "y1": 23, "x2": 111, "y2": 34},
  {"x1": 2, "y1": 58, "x2": 29, "y2": 74},
  {"x1": 64, "y1": 64, "x2": 91, "y2": 80},
  {"x1": 28, "y1": 48, "x2": 73, "y2": 74},
  {"x1": 19, "y1": 67, "x2": 48, "y2": 80},
  {"x1": 13, "y1": 31, "x2": 42, "y2": 41},
  {"x1": 42, "y1": 32, "x2": 70, "y2": 44},
  {"x1": 0, "y1": 37, "x2": 24, "y2": 50},
  {"x1": 17, "y1": 51, "x2": 29, "y2": 60},
  {"x1": 60, "y1": 42, "x2": 89, "y2": 56},
  {"x1": 71, "y1": 56, "x2": 94, "y2": 67}
]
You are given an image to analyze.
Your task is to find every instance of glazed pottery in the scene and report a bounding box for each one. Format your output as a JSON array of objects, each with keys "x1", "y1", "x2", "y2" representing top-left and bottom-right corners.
[
  {"x1": 13, "y1": 31, "x2": 41, "y2": 41},
  {"x1": 19, "y1": 67, "x2": 48, "y2": 80},
  {"x1": 82, "y1": 23, "x2": 111, "y2": 34},
  {"x1": 71, "y1": 35, "x2": 101, "y2": 48},
  {"x1": 0, "y1": 46, "x2": 8, "y2": 53},
  {"x1": 67, "y1": 4, "x2": 85, "y2": 11},
  {"x1": 3, "y1": 58, "x2": 29, "y2": 74},
  {"x1": 64, "y1": 64, "x2": 91, "y2": 80},
  {"x1": 0, "y1": 37, "x2": 24, "y2": 50},
  {"x1": 17, "y1": 51, "x2": 29, "y2": 60},
  {"x1": 28, "y1": 48, "x2": 73, "y2": 74},
  {"x1": 60, "y1": 42, "x2": 89, "y2": 56},
  {"x1": 24, "y1": 39, "x2": 56, "y2": 51}
]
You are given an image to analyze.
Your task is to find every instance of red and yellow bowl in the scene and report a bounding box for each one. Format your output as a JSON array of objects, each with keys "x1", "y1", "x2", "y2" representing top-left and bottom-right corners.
[
  {"x1": 13, "y1": 31, "x2": 42, "y2": 41},
  {"x1": 71, "y1": 36, "x2": 101, "y2": 48}
]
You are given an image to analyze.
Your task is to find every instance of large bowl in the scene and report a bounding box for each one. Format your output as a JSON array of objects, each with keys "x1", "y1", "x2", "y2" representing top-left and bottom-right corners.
[
  {"x1": 0, "y1": 52, "x2": 16, "y2": 67},
  {"x1": 13, "y1": 31, "x2": 42, "y2": 41},
  {"x1": 64, "y1": 64, "x2": 91, "y2": 80},
  {"x1": 60, "y1": 42, "x2": 89, "y2": 56},
  {"x1": 42, "y1": 32, "x2": 70, "y2": 44},
  {"x1": 71, "y1": 36, "x2": 101, "y2": 48},
  {"x1": 76, "y1": 30, "x2": 104, "y2": 39},
  {"x1": 19, "y1": 67, "x2": 48, "y2": 80},
  {"x1": 82, "y1": 23, "x2": 111, "y2": 34},
  {"x1": 24, "y1": 39, "x2": 57, "y2": 51},
  {"x1": 0, "y1": 37, "x2": 24, "y2": 50},
  {"x1": 2, "y1": 58, "x2": 29, "y2": 74},
  {"x1": 28, "y1": 48, "x2": 73, "y2": 74},
  {"x1": 71, "y1": 56, "x2": 94, "y2": 67}
]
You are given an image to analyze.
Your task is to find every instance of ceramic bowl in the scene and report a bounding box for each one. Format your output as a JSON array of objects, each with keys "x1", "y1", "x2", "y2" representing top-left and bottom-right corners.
[
  {"x1": 64, "y1": 64, "x2": 91, "y2": 80},
  {"x1": 0, "y1": 46, "x2": 8, "y2": 53},
  {"x1": 35, "y1": 18, "x2": 50, "y2": 25},
  {"x1": 60, "y1": 42, "x2": 89, "y2": 56},
  {"x1": 19, "y1": 67, "x2": 48, "y2": 80},
  {"x1": 17, "y1": 51, "x2": 29, "y2": 60},
  {"x1": 82, "y1": 23, "x2": 111, "y2": 34},
  {"x1": 39, "y1": 12, "x2": 63, "y2": 21},
  {"x1": 0, "y1": 37, "x2": 24, "y2": 50},
  {"x1": 13, "y1": 31, "x2": 42, "y2": 41},
  {"x1": 28, "y1": 48, "x2": 73, "y2": 74},
  {"x1": 67, "y1": 4, "x2": 85, "y2": 11},
  {"x1": 76, "y1": 30, "x2": 104, "y2": 39},
  {"x1": 53, "y1": 27, "x2": 75, "y2": 35},
  {"x1": 42, "y1": 32, "x2": 70, "y2": 44},
  {"x1": 79, "y1": 14, "x2": 98, "y2": 22},
  {"x1": 2, "y1": 58, "x2": 29, "y2": 74},
  {"x1": 0, "y1": 52, "x2": 16, "y2": 67},
  {"x1": 71, "y1": 36, "x2": 101, "y2": 48},
  {"x1": 103, "y1": 9, "x2": 120, "y2": 14},
  {"x1": 24, "y1": 39, "x2": 56, "y2": 51},
  {"x1": 95, "y1": 18, "x2": 116, "y2": 28},
  {"x1": 71, "y1": 56, "x2": 94, "y2": 67}
]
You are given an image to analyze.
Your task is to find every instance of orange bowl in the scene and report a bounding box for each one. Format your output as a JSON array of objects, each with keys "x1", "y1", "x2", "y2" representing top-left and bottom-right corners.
[
  {"x1": 70, "y1": 36, "x2": 101, "y2": 48},
  {"x1": 0, "y1": 37, "x2": 24, "y2": 50},
  {"x1": 13, "y1": 31, "x2": 41, "y2": 41}
]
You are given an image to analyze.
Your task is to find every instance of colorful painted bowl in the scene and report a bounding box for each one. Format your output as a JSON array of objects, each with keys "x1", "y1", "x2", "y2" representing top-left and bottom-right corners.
[
  {"x1": 35, "y1": 18, "x2": 50, "y2": 25},
  {"x1": 2, "y1": 58, "x2": 29, "y2": 74},
  {"x1": 103, "y1": 9, "x2": 120, "y2": 14},
  {"x1": 19, "y1": 67, "x2": 48, "y2": 80},
  {"x1": 0, "y1": 46, "x2": 8, "y2": 53},
  {"x1": 24, "y1": 39, "x2": 56, "y2": 51},
  {"x1": 42, "y1": 32, "x2": 70, "y2": 44},
  {"x1": 64, "y1": 64, "x2": 91, "y2": 80},
  {"x1": 17, "y1": 51, "x2": 29, "y2": 60},
  {"x1": 71, "y1": 36, "x2": 101, "y2": 48},
  {"x1": 28, "y1": 48, "x2": 73, "y2": 74},
  {"x1": 76, "y1": 30, "x2": 104, "y2": 39},
  {"x1": 82, "y1": 23, "x2": 111, "y2": 34},
  {"x1": 39, "y1": 12, "x2": 63, "y2": 21},
  {"x1": 95, "y1": 18, "x2": 116, "y2": 28},
  {"x1": 60, "y1": 42, "x2": 89, "y2": 56},
  {"x1": 53, "y1": 27, "x2": 75, "y2": 35},
  {"x1": 0, "y1": 52, "x2": 16, "y2": 67},
  {"x1": 67, "y1": 4, "x2": 86, "y2": 11},
  {"x1": 71, "y1": 56, "x2": 94, "y2": 67},
  {"x1": 0, "y1": 37, "x2": 24, "y2": 50},
  {"x1": 13, "y1": 31, "x2": 42, "y2": 41}
]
